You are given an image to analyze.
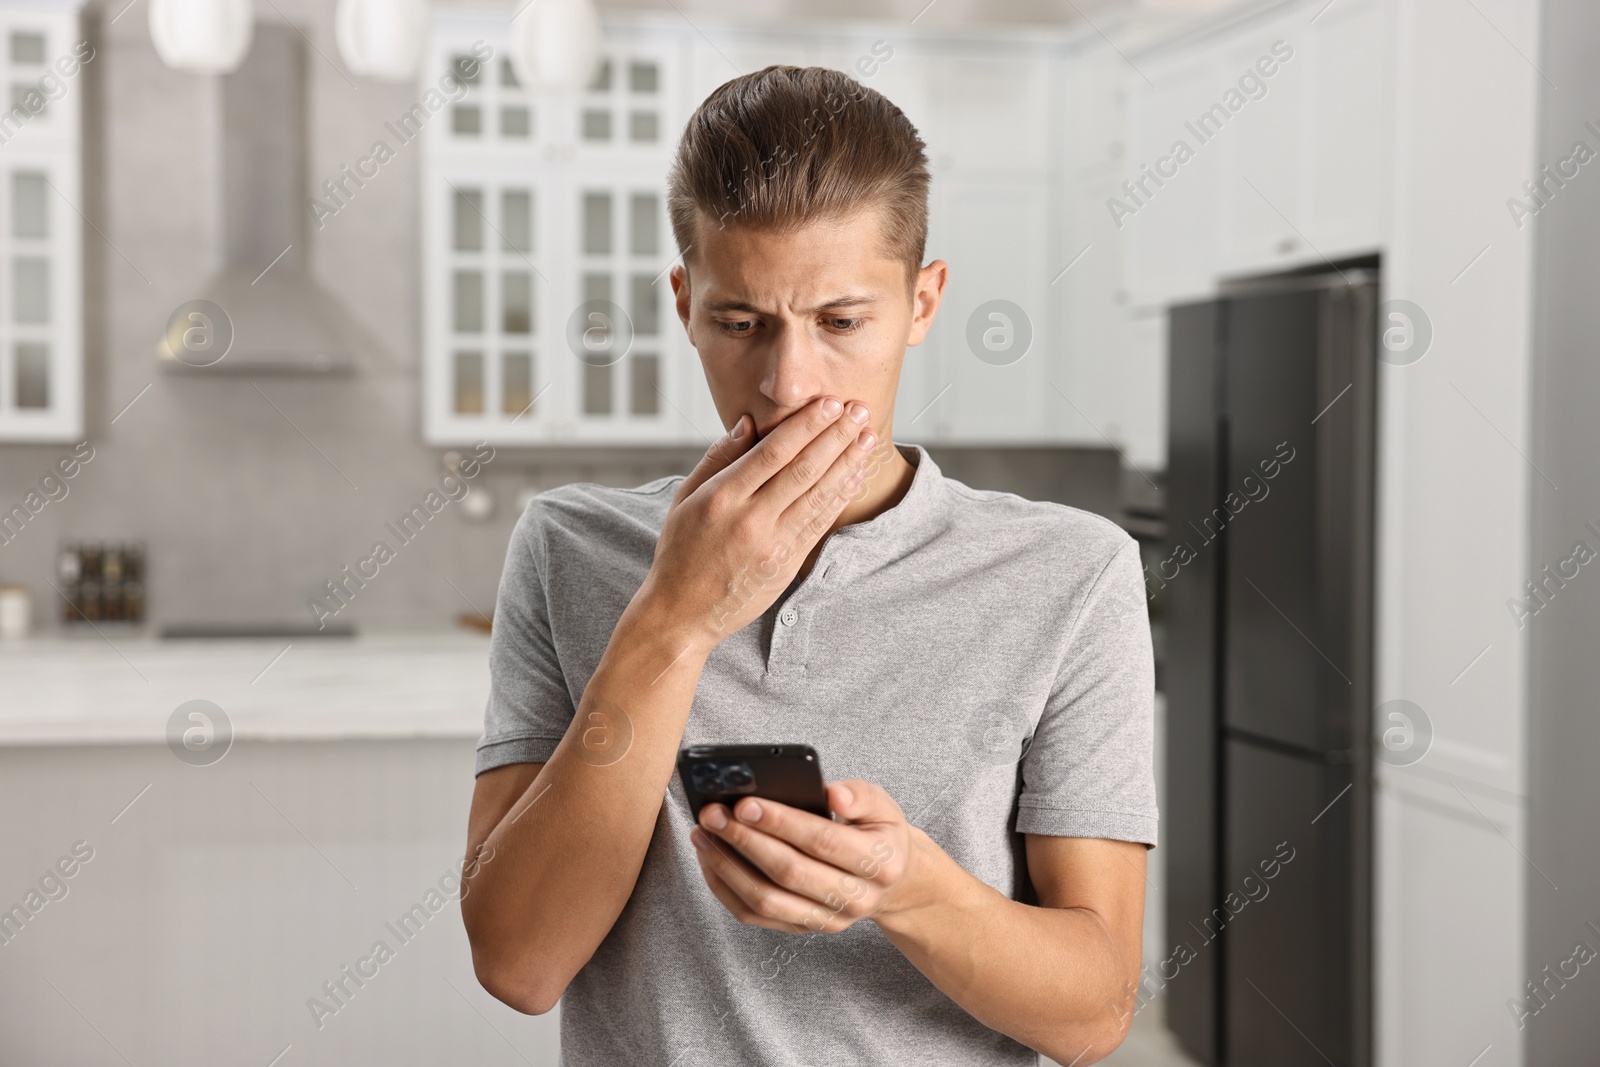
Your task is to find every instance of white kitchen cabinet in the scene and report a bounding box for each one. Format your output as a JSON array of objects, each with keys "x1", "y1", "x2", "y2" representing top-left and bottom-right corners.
[
  {"x1": 0, "y1": 2, "x2": 84, "y2": 443},
  {"x1": 1059, "y1": 48, "x2": 1128, "y2": 185},
  {"x1": 1120, "y1": 47, "x2": 1225, "y2": 306},
  {"x1": 1213, "y1": 24, "x2": 1309, "y2": 273},
  {"x1": 1301, "y1": 0, "x2": 1392, "y2": 260},
  {"x1": 424, "y1": 14, "x2": 696, "y2": 446},
  {"x1": 1122, "y1": 0, "x2": 1392, "y2": 304},
  {"x1": 919, "y1": 48, "x2": 1056, "y2": 177},
  {"x1": 1376, "y1": 772, "x2": 1527, "y2": 1067},
  {"x1": 1217, "y1": 0, "x2": 1393, "y2": 275}
]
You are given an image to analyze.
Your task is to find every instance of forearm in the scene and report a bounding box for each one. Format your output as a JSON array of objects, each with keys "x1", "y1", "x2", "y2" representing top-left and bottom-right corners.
[
  {"x1": 875, "y1": 830, "x2": 1137, "y2": 1064},
  {"x1": 464, "y1": 596, "x2": 708, "y2": 1011}
]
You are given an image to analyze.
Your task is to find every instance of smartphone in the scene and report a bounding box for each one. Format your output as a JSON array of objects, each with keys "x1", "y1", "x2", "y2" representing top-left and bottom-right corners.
[{"x1": 677, "y1": 744, "x2": 831, "y2": 821}]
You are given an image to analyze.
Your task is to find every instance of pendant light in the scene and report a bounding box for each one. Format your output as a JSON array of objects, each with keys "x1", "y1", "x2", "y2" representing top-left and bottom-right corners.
[
  {"x1": 335, "y1": 0, "x2": 428, "y2": 82},
  {"x1": 509, "y1": 0, "x2": 601, "y2": 93},
  {"x1": 149, "y1": 0, "x2": 254, "y2": 74}
]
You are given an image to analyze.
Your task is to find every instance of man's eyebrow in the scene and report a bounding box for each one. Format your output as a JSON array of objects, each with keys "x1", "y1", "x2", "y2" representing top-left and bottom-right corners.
[
  {"x1": 702, "y1": 297, "x2": 765, "y2": 314},
  {"x1": 701, "y1": 293, "x2": 881, "y2": 314},
  {"x1": 810, "y1": 294, "x2": 879, "y2": 313}
]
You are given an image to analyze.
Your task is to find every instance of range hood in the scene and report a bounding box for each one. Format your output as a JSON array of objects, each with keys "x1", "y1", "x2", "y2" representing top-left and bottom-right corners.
[{"x1": 160, "y1": 23, "x2": 355, "y2": 375}]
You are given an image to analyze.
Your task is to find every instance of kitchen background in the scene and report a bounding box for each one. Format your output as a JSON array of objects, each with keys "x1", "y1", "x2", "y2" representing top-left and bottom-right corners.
[
  {"x1": 1, "y1": 0, "x2": 1597, "y2": 1065},
  {"x1": 0, "y1": 0, "x2": 1152, "y2": 632}
]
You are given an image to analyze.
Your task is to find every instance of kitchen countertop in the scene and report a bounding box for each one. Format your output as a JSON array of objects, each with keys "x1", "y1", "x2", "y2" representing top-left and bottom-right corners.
[{"x1": 0, "y1": 630, "x2": 493, "y2": 745}]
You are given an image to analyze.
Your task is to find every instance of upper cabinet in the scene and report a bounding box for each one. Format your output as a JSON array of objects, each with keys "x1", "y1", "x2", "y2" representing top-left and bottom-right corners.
[
  {"x1": 1122, "y1": 0, "x2": 1393, "y2": 307},
  {"x1": 423, "y1": 14, "x2": 686, "y2": 446},
  {"x1": 0, "y1": 2, "x2": 85, "y2": 443}
]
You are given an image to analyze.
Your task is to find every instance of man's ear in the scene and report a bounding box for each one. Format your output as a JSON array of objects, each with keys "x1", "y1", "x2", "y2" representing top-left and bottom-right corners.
[
  {"x1": 670, "y1": 262, "x2": 694, "y2": 345},
  {"x1": 906, "y1": 259, "x2": 948, "y2": 347}
]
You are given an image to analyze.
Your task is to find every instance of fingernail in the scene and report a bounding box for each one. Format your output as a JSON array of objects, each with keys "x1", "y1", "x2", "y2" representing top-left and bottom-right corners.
[
  {"x1": 821, "y1": 397, "x2": 843, "y2": 418},
  {"x1": 704, "y1": 805, "x2": 728, "y2": 830},
  {"x1": 848, "y1": 402, "x2": 869, "y2": 424},
  {"x1": 836, "y1": 784, "x2": 854, "y2": 808},
  {"x1": 740, "y1": 800, "x2": 763, "y2": 823},
  {"x1": 730, "y1": 415, "x2": 748, "y2": 440},
  {"x1": 690, "y1": 830, "x2": 707, "y2": 851},
  {"x1": 857, "y1": 430, "x2": 876, "y2": 450}
]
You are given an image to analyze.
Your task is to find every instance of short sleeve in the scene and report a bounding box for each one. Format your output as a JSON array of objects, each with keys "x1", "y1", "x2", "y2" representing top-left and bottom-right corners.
[
  {"x1": 475, "y1": 502, "x2": 578, "y2": 775},
  {"x1": 1015, "y1": 536, "x2": 1159, "y2": 846}
]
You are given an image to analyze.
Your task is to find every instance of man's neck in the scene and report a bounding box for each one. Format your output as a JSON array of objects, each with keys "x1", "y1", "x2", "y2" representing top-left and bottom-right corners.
[{"x1": 835, "y1": 439, "x2": 916, "y2": 532}]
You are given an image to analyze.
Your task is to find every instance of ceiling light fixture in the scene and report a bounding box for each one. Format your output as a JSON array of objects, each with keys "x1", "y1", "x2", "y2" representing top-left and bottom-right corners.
[
  {"x1": 148, "y1": 0, "x2": 254, "y2": 74},
  {"x1": 335, "y1": 0, "x2": 427, "y2": 81},
  {"x1": 509, "y1": 0, "x2": 601, "y2": 94}
]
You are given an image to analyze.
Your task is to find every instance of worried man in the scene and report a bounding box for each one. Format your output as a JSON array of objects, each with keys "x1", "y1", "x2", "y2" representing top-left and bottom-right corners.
[{"x1": 462, "y1": 64, "x2": 1157, "y2": 1067}]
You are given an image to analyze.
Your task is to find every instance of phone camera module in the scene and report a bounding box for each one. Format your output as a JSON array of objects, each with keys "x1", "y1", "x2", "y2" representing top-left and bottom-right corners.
[{"x1": 691, "y1": 760, "x2": 756, "y2": 795}]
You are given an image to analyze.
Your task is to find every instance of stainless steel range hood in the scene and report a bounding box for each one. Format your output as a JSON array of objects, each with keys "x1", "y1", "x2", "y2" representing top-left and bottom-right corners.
[{"x1": 160, "y1": 23, "x2": 354, "y2": 375}]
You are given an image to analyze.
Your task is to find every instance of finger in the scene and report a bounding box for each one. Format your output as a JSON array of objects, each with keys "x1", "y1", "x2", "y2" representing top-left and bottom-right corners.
[
  {"x1": 711, "y1": 395, "x2": 848, "y2": 505},
  {"x1": 753, "y1": 398, "x2": 874, "y2": 519},
  {"x1": 692, "y1": 820, "x2": 770, "y2": 898},
  {"x1": 774, "y1": 416, "x2": 885, "y2": 546},
  {"x1": 697, "y1": 853, "x2": 837, "y2": 934},
  {"x1": 697, "y1": 854, "x2": 782, "y2": 929},
  {"x1": 825, "y1": 779, "x2": 909, "y2": 827},
  {"x1": 720, "y1": 795, "x2": 883, "y2": 879},
  {"x1": 692, "y1": 828, "x2": 840, "y2": 932},
  {"x1": 703, "y1": 807, "x2": 874, "y2": 913},
  {"x1": 675, "y1": 414, "x2": 755, "y2": 502}
]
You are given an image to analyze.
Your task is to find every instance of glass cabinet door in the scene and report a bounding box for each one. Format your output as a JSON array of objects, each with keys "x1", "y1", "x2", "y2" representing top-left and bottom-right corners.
[
  {"x1": 422, "y1": 19, "x2": 690, "y2": 446},
  {"x1": 0, "y1": 12, "x2": 83, "y2": 443}
]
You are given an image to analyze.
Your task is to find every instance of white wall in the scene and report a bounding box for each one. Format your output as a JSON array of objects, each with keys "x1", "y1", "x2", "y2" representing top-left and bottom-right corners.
[
  {"x1": 1524, "y1": 0, "x2": 1600, "y2": 1061},
  {"x1": 1374, "y1": 1, "x2": 1539, "y2": 1064}
]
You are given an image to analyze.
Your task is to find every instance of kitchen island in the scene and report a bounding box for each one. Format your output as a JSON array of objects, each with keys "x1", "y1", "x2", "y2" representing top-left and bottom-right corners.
[{"x1": 0, "y1": 630, "x2": 492, "y2": 745}]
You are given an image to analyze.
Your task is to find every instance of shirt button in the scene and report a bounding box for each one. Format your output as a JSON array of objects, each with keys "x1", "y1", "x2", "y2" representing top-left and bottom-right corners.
[{"x1": 779, "y1": 606, "x2": 798, "y2": 626}]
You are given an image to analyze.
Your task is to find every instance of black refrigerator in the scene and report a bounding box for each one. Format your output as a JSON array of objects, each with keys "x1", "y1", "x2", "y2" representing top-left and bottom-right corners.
[{"x1": 1162, "y1": 268, "x2": 1376, "y2": 1067}]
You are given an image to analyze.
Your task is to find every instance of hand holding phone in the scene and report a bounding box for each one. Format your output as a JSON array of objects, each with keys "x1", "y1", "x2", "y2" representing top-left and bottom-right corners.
[{"x1": 683, "y1": 752, "x2": 921, "y2": 937}]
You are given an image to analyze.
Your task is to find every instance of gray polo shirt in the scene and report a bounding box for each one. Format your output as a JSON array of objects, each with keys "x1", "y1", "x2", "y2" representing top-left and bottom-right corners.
[{"x1": 477, "y1": 441, "x2": 1158, "y2": 1067}]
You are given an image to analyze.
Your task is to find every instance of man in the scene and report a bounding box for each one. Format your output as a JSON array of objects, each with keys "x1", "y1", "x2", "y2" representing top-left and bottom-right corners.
[{"x1": 462, "y1": 65, "x2": 1156, "y2": 1066}]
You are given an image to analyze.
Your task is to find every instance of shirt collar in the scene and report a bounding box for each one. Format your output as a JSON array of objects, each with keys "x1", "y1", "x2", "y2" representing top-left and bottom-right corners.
[{"x1": 831, "y1": 441, "x2": 945, "y2": 548}]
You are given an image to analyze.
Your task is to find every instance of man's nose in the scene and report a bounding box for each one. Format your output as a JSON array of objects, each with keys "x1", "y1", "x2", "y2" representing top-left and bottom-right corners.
[{"x1": 759, "y1": 321, "x2": 827, "y2": 409}]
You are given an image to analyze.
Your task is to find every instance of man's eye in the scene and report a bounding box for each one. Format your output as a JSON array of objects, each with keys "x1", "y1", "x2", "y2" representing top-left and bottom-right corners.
[
  {"x1": 718, "y1": 320, "x2": 755, "y2": 335},
  {"x1": 828, "y1": 317, "x2": 864, "y2": 333}
]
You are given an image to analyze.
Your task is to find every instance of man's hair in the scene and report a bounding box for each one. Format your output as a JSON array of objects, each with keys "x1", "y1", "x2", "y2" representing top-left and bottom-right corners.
[{"x1": 666, "y1": 65, "x2": 931, "y2": 283}]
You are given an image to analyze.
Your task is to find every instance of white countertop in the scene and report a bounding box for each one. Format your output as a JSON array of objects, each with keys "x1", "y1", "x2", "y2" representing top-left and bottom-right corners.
[{"x1": 0, "y1": 630, "x2": 492, "y2": 745}]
